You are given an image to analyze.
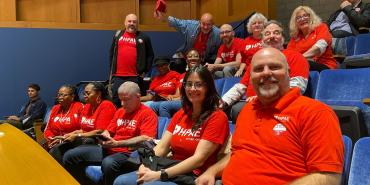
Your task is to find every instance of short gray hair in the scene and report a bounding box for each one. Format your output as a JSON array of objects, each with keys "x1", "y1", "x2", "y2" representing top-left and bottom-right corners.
[{"x1": 118, "y1": 81, "x2": 140, "y2": 95}]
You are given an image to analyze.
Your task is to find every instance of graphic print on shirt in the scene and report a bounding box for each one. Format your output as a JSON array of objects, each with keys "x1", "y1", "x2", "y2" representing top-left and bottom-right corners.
[
  {"x1": 119, "y1": 36, "x2": 136, "y2": 45},
  {"x1": 273, "y1": 115, "x2": 290, "y2": 136},
  {"x1": 81, "y1": 117, "x2": 95, "y2": 127},
  {"x1": 116, "y1": 118, "x2": 137, "y2": 130},
  {"x1": 245, "y1": 42, "x2": 262, "y2": 51},
  {"x1": 173, "y1": 125, "x2": 202, "y2": 140}
]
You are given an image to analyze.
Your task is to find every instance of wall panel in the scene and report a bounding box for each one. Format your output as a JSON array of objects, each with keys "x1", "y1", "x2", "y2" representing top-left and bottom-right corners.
[
  {"x1": 17, "y1": 0, "x2": 79, "y2": 22},
  {"x1": 0, "y1": 0, "x2": 16, "y2": 21}
]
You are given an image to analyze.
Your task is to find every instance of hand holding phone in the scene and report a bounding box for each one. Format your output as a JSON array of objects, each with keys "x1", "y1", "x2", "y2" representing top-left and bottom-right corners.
[{"x1": 95, "y1": 134, "x2": 110, "y2": 141}]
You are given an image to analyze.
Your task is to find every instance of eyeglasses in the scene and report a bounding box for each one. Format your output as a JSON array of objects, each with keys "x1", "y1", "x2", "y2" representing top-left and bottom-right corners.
[
  {"x1": 219, "y1": 30, "x2": 232, "y2": 35},
  {"x1": 57, "y1": 93, "x2": 71, "y2": 97},
  {"x1": 295, "y1": 13, "x2": 310, "y2": 21},
  {"x1": 183, "y1": 81, "x2": 204, "y2": 89}
]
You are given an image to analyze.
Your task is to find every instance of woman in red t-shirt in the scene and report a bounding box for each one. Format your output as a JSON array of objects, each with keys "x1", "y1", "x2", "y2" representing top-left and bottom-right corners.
[
  {"x1": 49, "y1": 82, "x2": 116, "y2": 163},
  {"x1": 140, "y1": 57, "x2": 181, "y2": 105},
  {"x1": 238, "y1": 13, "x2": 267, "y2": 77},
  {"x1": 64, "y1": 82, "x2": 116, "y2": 141},
  {"x1": 113, "y1": 66, "x2": 229, "y2": 185},
  {"x1": 287, "y1": 6, "x2": 337, "y2": 71}
]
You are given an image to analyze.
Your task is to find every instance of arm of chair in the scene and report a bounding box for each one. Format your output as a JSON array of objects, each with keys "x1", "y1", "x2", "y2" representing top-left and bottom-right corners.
[
  {"x1": 33, "y1": 119, "x2": 45, "y2": 143},
  {"x1": 333, "y1": 54, "x2": 346, "y2": 63},
  {"x1": 363, "y1": 98, "x2": 370, "y2": 105},
  {"x1": 359, "y1": 27, "x2": 370, "y2": 34}
]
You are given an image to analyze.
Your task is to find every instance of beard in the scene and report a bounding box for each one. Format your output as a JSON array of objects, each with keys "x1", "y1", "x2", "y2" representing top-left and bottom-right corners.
[{"x1": 257, "y1": 77, "x2": 280, "y2": 98}]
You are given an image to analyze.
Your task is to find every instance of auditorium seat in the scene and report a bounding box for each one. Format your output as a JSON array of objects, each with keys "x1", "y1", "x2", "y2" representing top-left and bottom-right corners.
[
  {"x1": 214, "y1": 78, "x2": 225, "y2": 96},
  {"x1": 343, "y1": 34, "x2": 370, "y2": 68},
  {"x1": 348, "y1": 137, "x2": 370, "y2": 185},
  {"x1": 221, "y1": 77, "x2": 241, "y2": 96},
  {"x1": 341, "y1": 135, "x2": 353, "y2": 185},
  {"x1": 303, "y1": 71, "x2": 319, "y2": 98},
  {"x1": 315, "y1": 68, "x2": 370, "y2": 140}
]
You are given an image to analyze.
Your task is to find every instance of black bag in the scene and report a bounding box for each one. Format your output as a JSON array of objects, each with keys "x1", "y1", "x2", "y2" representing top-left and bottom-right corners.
[{"x1": 136, "y1": 140, "x2": 196, "y2": 185}]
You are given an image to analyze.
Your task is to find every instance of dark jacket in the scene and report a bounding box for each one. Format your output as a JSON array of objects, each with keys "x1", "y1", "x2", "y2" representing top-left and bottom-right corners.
[
  {"x1": 328, "y1": 1, "x2": 370, "y2": 35},
  {"x1": 109, "y1": 30, "x2": 154, "y2": 76},
  {"x1": 18, "y1": 97, "x2": 47, "y2": 126}
]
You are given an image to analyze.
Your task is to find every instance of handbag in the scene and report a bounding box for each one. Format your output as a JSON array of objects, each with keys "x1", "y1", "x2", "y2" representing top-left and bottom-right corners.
[{"x1": 136, "y1": 140, "x2": 196, "y2": 185}]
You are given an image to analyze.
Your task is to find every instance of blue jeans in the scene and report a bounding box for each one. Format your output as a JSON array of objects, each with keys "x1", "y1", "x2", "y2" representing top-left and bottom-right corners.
[
  {"x1": 63, "y1": 145, "x2": 135, "y2": 185},
  {"x1": 149, "y1": 101, "x2": 182, "y2": 118},
  {"x1": 113, "y1": 171, "x2": 177, "y2": 185}
]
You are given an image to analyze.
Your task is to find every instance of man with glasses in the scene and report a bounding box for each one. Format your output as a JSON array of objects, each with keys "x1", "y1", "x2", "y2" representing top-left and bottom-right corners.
[
  {"x1": 109, "y1": 13, "x2": 154, "y2": 108},
  {"x1": 154, "y1": 12, "x2": 221, "y2": 64},
  {"x1": 1, "y1": 83, "x2": 47, "y2": 130},
  {"x1": 206, "y1": 24, "x2": 244, "y2": 79},
  {"x1": 221, "y1": 20, "x2": 309, "y2": 123}
]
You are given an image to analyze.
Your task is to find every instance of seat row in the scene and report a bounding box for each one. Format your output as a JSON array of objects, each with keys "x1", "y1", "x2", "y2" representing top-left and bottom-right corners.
[{"x1": 336, "y1": 33, "x2": 370, "y2": 68}]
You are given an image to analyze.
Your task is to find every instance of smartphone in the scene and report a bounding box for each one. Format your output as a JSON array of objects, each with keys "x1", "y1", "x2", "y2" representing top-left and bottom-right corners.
[{"x1": 95, "y1": 134, "x2": 109, "y2": 141}]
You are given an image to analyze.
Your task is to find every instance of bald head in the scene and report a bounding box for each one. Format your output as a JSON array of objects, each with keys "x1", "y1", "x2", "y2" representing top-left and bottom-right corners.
[
  {"x1": 250, "y1": 47, "x2": 290, "y2": 105},
  {"x1": 125, "y1": 14, "x2": 138, "y2": 33},
  {"x1": 220, "y1": 24, "x2": 235, "y2": 44},
  {"x1": 118, "y1": 81, "x2": 141, "y2": 113},
  {"x1": 200, "y1": 13, "x2": 214, "y2": 34}
]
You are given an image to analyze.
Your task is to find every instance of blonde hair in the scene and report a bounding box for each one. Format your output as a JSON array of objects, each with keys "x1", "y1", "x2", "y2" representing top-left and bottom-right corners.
[
  {"x1": 289, "y1": 6, "x2": 322, "y2": 39},
  {"x1": 247, "y1": 13, "x2": 268, "y2": 33}
]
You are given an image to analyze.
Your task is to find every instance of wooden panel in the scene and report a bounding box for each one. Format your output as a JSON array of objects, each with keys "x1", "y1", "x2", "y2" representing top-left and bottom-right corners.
[
  {"x1": 0, "y1": 124, "x2": 79, "y2": 184},
  {"x1": 81, "y1": 0, "x2": 136, "y2": 24},
  {"x1": 16, "y1": 0, "x2": 79, "y2": 22},
  {"x1": 139, "y1": 0, "x2": 191, "y2": 25},
  {"x1": 0, "y1": 0, "x2": 16, "y2": 21}
]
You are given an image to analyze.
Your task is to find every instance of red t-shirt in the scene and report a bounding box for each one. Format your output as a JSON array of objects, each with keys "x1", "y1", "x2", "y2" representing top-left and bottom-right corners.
[
  {"x1": 241, "y1": 36, "x2": 262, "y2": 66},
  {"x1": 115, "y1": 31, "x2": 137, "y2": 76},
  {"x1": 80, "y1": 100, "x2": 116, "y2": 132},
  {"x1": 193, "y1": 32, "x2": 210, "y2": 57},
  {"x1": 44, "y1": 102, "x2": 84, "y2": 140},
  {"x1": 167, "y1": 109, "x2": 229, "y2": 176},
  {"x1": 287, "y1": 23, "x2": 337, "y2": 69},
  {"x1": 216, "y1": 38, "x2": 244, "y2": 63},
  {"x1": 222, "y1": 88, "x2": 344, "y2": 185},
  {"x1": 240, "y1": 49, "x2": 309, "y2": 97},
  {"x1": 106, "y1": 104, "x2": 158, "y2": 154},
  {"x1": 149, "y1": 70, "x2": 181, "y2": 97}
]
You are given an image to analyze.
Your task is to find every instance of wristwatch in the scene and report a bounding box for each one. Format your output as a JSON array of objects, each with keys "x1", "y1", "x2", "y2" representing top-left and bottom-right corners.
[{"x1": 160, "y1": 169, "x2": 169, "y2": 181}]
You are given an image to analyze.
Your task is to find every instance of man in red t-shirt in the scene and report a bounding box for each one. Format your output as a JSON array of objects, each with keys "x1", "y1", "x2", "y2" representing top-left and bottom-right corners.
[
  {"x1": 207, "y1": 24, "x2": 244, "y2": 79},
  {"x1": 63, "y1": 82, "x2": 158, "y2": 185},
  {"x1": 109, "y1": 13, "x2": 154, "y2": 108},
  {"x1": 196, "y1": 48, "x2": 344, "y2": 185},
  {"x1": 222, "y1": 20, "x2": 309, "y2": 123}
]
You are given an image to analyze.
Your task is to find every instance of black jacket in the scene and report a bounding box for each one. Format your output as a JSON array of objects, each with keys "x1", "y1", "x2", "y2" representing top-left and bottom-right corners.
[
  {"x1": 328, "y1": 1, "x2": 370, "y2": 35},
  {"x1": 18, "y1": 97, "x2": 47, "y2": 128},
  {"x1": 109, "y1": 30, "x2": 154, "y2": 76}
]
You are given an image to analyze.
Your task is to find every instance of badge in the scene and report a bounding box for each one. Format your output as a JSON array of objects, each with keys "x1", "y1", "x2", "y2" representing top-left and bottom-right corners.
[
  {"x1": 355, "y1": 7, "x2": 361, "y2": 12},
  {"x1": 138, "y1": 39, "x2": 143, "y2": 43}
]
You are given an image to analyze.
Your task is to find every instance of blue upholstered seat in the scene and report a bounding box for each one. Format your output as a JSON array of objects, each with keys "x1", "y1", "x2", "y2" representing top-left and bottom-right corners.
[
  {"x1": 348, "y1": 137, "x2": 370, "y2": 185},
  {"x1": 343, "y1": 34, "x2": 370, "y2": 68},
  {"x1": 214, "y1": 78, "x2": 225, "y2": 96},
  {"x1": 341, "y1": 135, "x2": 353, "y2": 185},
  {"x1": 303, "y1": 71, "x2": 319, "y2": 98},
  {"x1": 221, "y1": 77, "x2": 241, "y2": 96}
]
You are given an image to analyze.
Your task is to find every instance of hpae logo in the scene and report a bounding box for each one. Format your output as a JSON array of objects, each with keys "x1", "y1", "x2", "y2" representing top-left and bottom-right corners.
[
  {"x1": 81, "y1": 117, "x2": 94, "y2": 126},
  {"x1": 273, "y1": 123, "x2": 287, "y2": 135},
  {"x1": 173, "y1": 125, "x2": 201, "y2": 138},
  {"x1": 117, "y1": 119, "x2": 137, "y2": 129}
]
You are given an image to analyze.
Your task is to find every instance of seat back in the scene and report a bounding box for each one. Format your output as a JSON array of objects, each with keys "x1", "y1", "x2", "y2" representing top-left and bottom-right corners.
[
  {"x1": 316, "y1": 68, "x2": 370, "y2": 102},
  {"x1": 157, "y1": 117, "x2": 168, "y2": 139},
  {"x1": 221, "y1": 77, "x2": 241, "y2": 96},
  {"x1": 354, "y1": 33, "x2": 370, "y2": 55},
  {"x1": 214, "y1": 78, "x2": 225, "y2": 96},
  {"x1": 348, "y1": 137, "x2": 370, "y2": 185},
  {"x1": 303, "y1": 71, "x2": 319, "y2": 98},
  {"x1": 346, "y1": 36, "x2": 355, "y2": 56},
  {"x1": 341, "y1": 135, "x2": 353, "y2": 185}
]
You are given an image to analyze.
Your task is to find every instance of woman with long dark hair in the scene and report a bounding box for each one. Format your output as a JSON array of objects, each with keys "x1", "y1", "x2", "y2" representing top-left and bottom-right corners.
[{"x1": 113, "y1": 66, "x2": 229, "y2": 185}]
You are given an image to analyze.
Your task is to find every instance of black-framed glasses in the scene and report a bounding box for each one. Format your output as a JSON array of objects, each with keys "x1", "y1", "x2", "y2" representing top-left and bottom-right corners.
[
  {"x1": 219, "y1": 30, "x2": 232, "y2": 35},
  {"x1": 183, "y1": 81, "x2": 204, "y2": 89}
]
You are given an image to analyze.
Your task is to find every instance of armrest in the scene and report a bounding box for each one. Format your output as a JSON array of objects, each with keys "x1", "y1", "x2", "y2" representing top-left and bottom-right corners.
[
  {"x1": 334, "y1": 54, "x2": 346, "y2": 63},
  {"x1": 363, "y1": 98, "x2": 370, "y2": 105},
  {"x1": 33, "y1": 119, "x2": 45, "y2": 143},
  {"x1": 359, "y1": 27, "x2": 370, "y2": 34}
]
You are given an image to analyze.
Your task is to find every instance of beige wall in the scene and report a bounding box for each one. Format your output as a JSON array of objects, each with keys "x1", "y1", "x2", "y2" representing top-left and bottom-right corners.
[{"x1": 0, "y1": 0, "x2": 276, "y2": 31}]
